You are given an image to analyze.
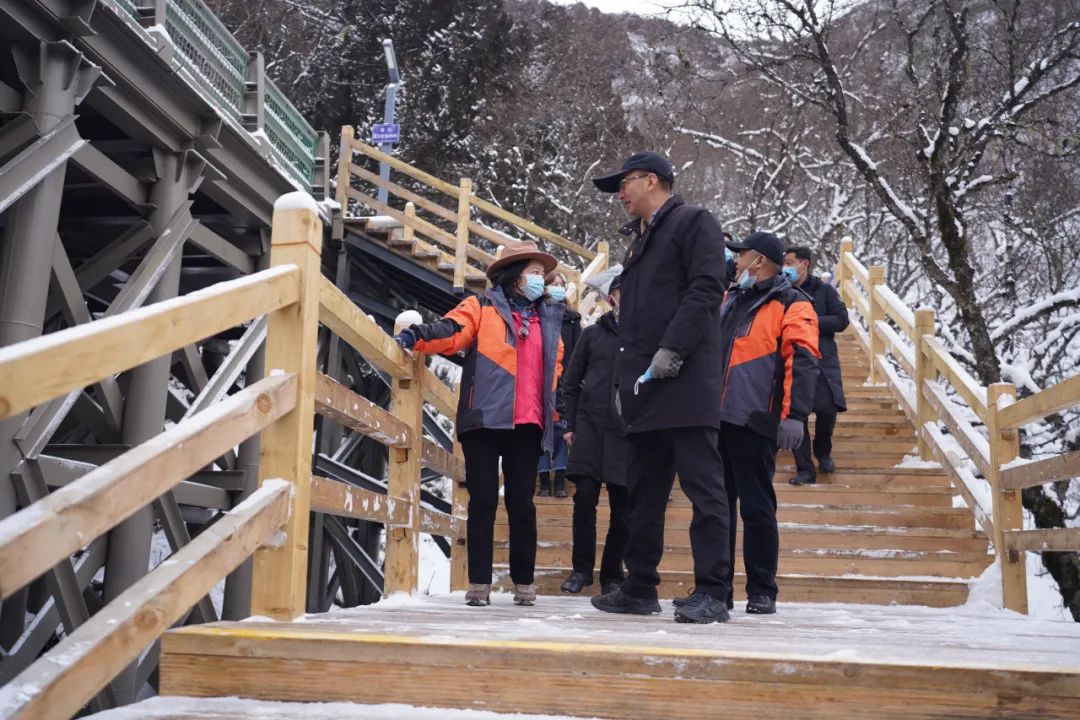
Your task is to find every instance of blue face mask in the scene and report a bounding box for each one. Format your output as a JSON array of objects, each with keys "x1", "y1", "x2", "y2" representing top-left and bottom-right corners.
[
  {"x1": 521, "y1": 274, "x2": 546, "y2": 302},
  {"x1": 737, "y1": 257, "x2": 761, "y2": 289},
  {"x1": 724, "y1": 248, "x2": 735, "y2": 262},
  {"x1": 547, "y1": 286, "x2": 567, "y2": 303},
  {"x1": 782, "y1": 266, "x2": 800, "y2": 283}
]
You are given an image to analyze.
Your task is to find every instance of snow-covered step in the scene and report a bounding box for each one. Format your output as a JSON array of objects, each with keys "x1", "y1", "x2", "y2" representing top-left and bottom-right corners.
[
  {"x1": 505, "y1": 546, "x2": 991, "y2": 579},
  {"x1": 155, "y1": 595, "x2": 1080, "y2": 720}
]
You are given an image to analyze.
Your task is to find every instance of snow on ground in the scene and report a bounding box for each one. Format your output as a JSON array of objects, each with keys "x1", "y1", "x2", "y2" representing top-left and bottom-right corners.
[
  {"x1": 419, "y1": 533, "x2": 451, "y2": 595},
  {"x1": 89, "y1": 696, "x2": 598, "y2": 719}
]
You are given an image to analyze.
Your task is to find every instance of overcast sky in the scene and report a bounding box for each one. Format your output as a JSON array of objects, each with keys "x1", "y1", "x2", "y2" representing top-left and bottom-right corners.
[{"x1": 548, "y1": 0, "x2": 676, "y2": 19}]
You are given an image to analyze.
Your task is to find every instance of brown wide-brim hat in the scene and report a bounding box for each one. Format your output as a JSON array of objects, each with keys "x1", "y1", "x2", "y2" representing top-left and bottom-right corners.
[{"x1": 486, "y1": 240, "x2": 558, "y2": 281}]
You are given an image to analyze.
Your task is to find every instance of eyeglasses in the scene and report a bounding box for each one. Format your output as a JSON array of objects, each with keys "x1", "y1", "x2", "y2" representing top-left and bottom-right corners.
[{"x1": 618, "y1": 173, "x2": 652, "y2": 190}]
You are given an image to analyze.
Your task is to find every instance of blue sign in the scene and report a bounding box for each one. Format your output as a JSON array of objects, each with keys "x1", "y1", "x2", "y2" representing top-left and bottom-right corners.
[{"x1": 371, "y1": 123, "x2": 401, "y2": 144}]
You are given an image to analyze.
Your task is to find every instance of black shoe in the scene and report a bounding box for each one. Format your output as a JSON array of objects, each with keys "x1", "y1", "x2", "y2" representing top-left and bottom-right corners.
[
  {"x1": 818, "y1": 456, "x2": 836, "y2": 473},
  {"x1": 673, "y1": 591, "x2": 731, "y2": 624},
  {"x1": 600, "y1": 580, "x2": 622, "y2": 595},
  {"x1": 789, "y1": 471, "x2": 816, "y2": 486},
  {"x1": 746, "y1": 595, "x2": 776, "y2": 615},
  {"x1": 560, "y1": 571, "x2": 592, "y2": 594},
  {"x1": 537, "y1": 473, "x2": 551, "y2": 497},
  {"x1": 553, "y1": 471, "x2": 568, "y2": 498},
  {"x1": 591, "y1": 588, "x2": 661, "y2": 615}
]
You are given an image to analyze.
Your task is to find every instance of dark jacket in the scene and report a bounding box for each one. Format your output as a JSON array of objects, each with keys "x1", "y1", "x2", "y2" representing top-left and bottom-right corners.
[
  {"x1": 412, "y1": 288, "x2": 565, "y2": 454},
  {"x1": 799, "y1": 274, "x2": 848, "y2": 412},
  {"x1": 561, "y1": 312, "x2": 628, "y2": 486},
  {"x1": 553, "y1": 309, "x2": 582, "y2": 430},
  {"x1": 718, "y1": 275, "x2": 821, "y2": 439},
  {"x1": 614, "y1": 195, "x2": 729, "y2": 433}
]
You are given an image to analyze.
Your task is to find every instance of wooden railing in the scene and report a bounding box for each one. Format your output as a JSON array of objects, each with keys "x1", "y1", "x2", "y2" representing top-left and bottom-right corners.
[
  {"x1": 0, "y1": 195, "x2": 465, "y2": 718},
  {"x1": 336, "y1": 126, "x2": 604, "y2": 294},
  {"x1": 835, "y1": 238, "x2": 1080, "y2": 614}
]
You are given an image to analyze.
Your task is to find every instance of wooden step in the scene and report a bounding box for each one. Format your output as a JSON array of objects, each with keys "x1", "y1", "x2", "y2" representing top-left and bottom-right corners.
[
  {"x1": 495, "y1": 570, "x2": 972, "y2": 606},
  {"x1": 159, "y1": 597, "x2": 1080, "y2": 720},
  {"x1": 512, "y1": 523, "x2": 988, "y2": 553},
  {"x1": 499, "y1": 545, "x2": 991, "y2": 579}
]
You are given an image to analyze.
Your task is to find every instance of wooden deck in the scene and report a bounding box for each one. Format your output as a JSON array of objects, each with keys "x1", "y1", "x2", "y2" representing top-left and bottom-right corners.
[{"x1": 157, "y1": 594, "x2": 1080, "y2": 719}]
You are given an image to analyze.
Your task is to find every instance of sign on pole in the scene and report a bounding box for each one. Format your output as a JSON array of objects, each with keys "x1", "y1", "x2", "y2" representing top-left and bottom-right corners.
[{"x1": 372, "y1": 123, "x2": 401, "y2": 144}]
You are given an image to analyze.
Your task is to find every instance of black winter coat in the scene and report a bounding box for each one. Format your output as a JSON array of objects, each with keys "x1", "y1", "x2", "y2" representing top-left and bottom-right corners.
[
  {"x1": 561, "y1": 312, "x2": 628, "y2": 486},
  {"x1": 614, "y1": 195, "x2": 728, "y2": 433},
  {"x1": 800, "y1": 275, "x2": 848, "y2": 412}
]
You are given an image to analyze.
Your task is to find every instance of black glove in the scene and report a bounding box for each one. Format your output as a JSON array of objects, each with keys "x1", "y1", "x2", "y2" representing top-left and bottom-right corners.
[
  {"x1": 777, "y1": 418, "x2": 804, "y2": 450},
  {"x1": 394, "y1": 327, "x2": 418, "y2": 350},
  {"x1": 648, "y1": 348, "x2": 683, "y2": 380}
]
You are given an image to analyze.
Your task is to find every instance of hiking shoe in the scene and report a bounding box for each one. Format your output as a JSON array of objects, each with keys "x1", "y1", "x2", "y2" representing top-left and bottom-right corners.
[
  {"x1": 465, "y1": 584, "x2": 491, "y2": 607},
  {"x1": 591, "y1": 588, "x2": 661, "y2": 615},
  {"x1": 746, "y1": 595, "x2": 777, "y2": 615},
  {"x1": 560, "y1": 571, "x2": 592, "y2": 594},
  {"x1": 514, "y1": 583, "x2": 538, "y2": 606},
  {"x1": 673, "y1": 591, "x2": 730, "y2": 624},
  {"x1": 789, "y1": 470, "x2": 816, "y2": 485},
  {"x1": 818, "y1": 456, "x2": 836, "y2": 473},
  {"x1": 672, "y1": 587, "x2": 696, "y2": 607}
]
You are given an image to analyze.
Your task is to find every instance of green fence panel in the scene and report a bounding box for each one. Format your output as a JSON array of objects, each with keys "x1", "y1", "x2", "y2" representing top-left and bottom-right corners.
[
  {"x1": 164, "y1": 0, "x2": 246, "y2": 120},
  {"x1": 264, "y1": 78, "x2": 318, "y2": 189}
]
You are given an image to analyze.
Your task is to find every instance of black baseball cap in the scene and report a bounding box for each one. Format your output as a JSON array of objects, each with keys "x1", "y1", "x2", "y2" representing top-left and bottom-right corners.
[
  {"x1": 592, "y1": 152, "x2": 675, "y2": 193},
  {"x1": 608, "y1": 274, "x2": 622, "y2": 294},
  {"x1": 726, "y1": 231, "x2": 785, "y2": 265}
]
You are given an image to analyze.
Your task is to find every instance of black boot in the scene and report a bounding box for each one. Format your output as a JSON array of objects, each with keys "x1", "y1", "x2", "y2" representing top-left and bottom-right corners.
[
  {"x1": 746, "y1": 595, "x2": 777, "y2": 615},
  {"x1": 561, "y1": 571, "x2": 592, "y2": 594},
  {"x1": 537, "y1": 472, "x2": 551, "y2": 497},
  {"x1": 553, "y1": 470, "x2": 568, "y2": 497},
  {"x1": 673, "y1": 591, "x2": 730, "y2": 624},
  {"x1": 818, "y1": 456, "x2": 836, "y2": 473},
  {"x1": 789, "y1": 470, "x2": 816, "y2": 485}
]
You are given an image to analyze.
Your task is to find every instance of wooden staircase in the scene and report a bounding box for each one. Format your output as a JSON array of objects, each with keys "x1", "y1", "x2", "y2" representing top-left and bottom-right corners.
[{"x1": 495, "y1": 330, "x2": 992, "y2": 608}]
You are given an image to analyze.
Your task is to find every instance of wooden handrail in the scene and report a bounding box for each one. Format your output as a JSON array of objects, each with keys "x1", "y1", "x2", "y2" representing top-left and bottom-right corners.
[
  {"x1": 872, "y1": 285, "x2": 915, "y2": 338},
  {"x1": 921, "y1": 379, "x2": 992, "y2": 478},
  {"x1": 315, "y1": 373, "x2": 410, "y2": 448},
  {"x1": 1004, "y1": 527, "x2": 1080, "y2": 553},
  {"x1": 0, "y1": 374, "x2": 296, "y2": 600},
  {"x1": 998, "y1": 373, "x2": 1080, "y2": 430},
  {"x1": 922, "y1": 337, "x2": 989, "y2": 421},
  {"x1": 0, "y1": 265, "x2": 299, "y2": 421},
  {"x1": 309, "y1": 475, "x2": 411, "y2": 526},
  {"x1": 1000, "y1": 450, "x2": 1080, "y2": 491}
]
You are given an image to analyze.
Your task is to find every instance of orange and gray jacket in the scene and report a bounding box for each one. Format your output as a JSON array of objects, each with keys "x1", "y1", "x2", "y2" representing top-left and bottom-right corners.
[
  {"x1": 718, "y1": 275, "x2": 821, "y2": 439},
  {"x1": 412, "y1": 288, "x2": 565, "y2": 454}
]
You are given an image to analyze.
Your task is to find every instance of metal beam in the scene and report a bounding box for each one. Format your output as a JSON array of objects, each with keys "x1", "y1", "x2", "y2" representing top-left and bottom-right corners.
[
  {"x1": 0, "y1": 114, "x2": 39, "y2": 163},
  {"x1": 0, "y1": 114, "x2": 84, "y2": 215},
  {"x1": 0, "y1": 80, "x2": 21, "y2": 113},
  {"x1": 188, "y1": 222, "x2": 256, "y2": 274},
  {"x1": 325, "y1": 516, "x2": 385, "y2": 597},
  {"x1": 69, "y1": 220, "x2": 154, "y2": 294},
  {"x1": 183, "y1": 317, "x2": 266, "y2": 419},
  {"x1": 71, "y1": 141, "x2": 152, "y2": 211}
]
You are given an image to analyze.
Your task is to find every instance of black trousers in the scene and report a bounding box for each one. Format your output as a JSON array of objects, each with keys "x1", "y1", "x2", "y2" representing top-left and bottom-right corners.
[
  {"x1": 720, "y1": 422, "x2": 779, "y2": 600},
  {"x1": 570, "y1": 476, "x2": 629, "y2": 585},
  {"x1": 460, "y1": 425, "x2": 542, "y2": 585},
  {"x1": 622, "y1": 427, "x2": 731, "y2": 601},
  {"x1": 793, "y1": 376, "x2": 838, "y2": 473}
]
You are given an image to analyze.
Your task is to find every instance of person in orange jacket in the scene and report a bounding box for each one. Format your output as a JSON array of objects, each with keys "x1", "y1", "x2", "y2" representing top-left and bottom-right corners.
[
  {"x1": 394, "y1": 241, "x2": 565, "y2": 608},
  {"x1": 712, "y1": 231, "x2": 820, "y2": 616}
]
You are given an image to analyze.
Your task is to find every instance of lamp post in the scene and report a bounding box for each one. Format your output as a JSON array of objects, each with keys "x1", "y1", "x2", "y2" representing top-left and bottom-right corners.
[{"x1": 378, "y1": 38, "x2": 399, "y2": 206}]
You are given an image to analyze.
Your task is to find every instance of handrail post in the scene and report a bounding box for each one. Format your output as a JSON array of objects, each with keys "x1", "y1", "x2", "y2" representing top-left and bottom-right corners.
[
  {"x1": 454, "y1": 178, "x2": 472, "y2": 293},
  {"x1": 250, "y1": 196, "x2": 323, "y2": 620},
  {"x1": 914, "y1": 308, "x2": 936, "y2": 460},
  {"x1": 835, "y1": 237, "x2": 853, "y2": 306},
  {"x1": 867, "y1": 264, "x2": 886, "y2": 383},
  {"x1": 336, "y1": 126, "x2": 354, "y2": 216},
  {"x1": 988, "y1": 382, "x2": 1027, "y2": 613},
  {"x1": 385, "y1": 316, "x2": 424, "y2": 595},
  {"x1": 450, "y1": 439, "x2": 468, "y2": 591},
  {"x1": 403, "y1": 201, "x2": 416, "y2": 244}
]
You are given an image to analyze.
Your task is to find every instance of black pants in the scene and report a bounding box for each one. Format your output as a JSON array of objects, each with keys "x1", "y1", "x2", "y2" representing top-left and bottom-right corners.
[
  {"x1": 460, "y1": 425, "x2": 542, "y2": 585},
  {"x1": 622, "y1": 427, "x2": 731, "y2": 601},
  {"x1": 570, "y1": 476, "x2": 629, "y2": 584},
  {"x1": 720, "y1": 422, "x2": 779, "y2": 600},
  {"x1": 793, "y1": 376, "x2": 838, "y2": 474}
]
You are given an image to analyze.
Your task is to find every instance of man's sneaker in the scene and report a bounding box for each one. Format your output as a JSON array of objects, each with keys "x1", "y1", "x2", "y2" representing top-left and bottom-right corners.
[
  {"x1": 465, "y1": 584, "x2": 491, "y2": 606},
  {"x1": 560, "y1": 571, "x2": 592, "y2": 594},
  {"x1": 673, "y1": 591, "x2": 731, "y2": 624},
  {"x1": 672, "y1": 587, "x2": 696, "y2": 607},
  {"x1": 514, "y1": 584, "x2": 538, "y2": 606},
  {"x1": 746, "y1": 595, "x2": 776, "y2": 615},
  {"x1": 600, "y1": 580, "x2": 622, "y2": 595},
  {"x1": 789, "y1": 470, "x2": 816, "y2": 486},
  {"x1": 818, "y1": 456, "x2": 837, "y2": 473},
  {"x1": 591, "y1": 588, "x2": 661, "y2": 615}
]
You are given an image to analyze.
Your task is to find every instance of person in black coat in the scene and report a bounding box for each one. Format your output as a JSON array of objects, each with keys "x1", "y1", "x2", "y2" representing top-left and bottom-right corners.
[
  {"x1": 784, "y1": 246, "x2": 849, "y2": 484},
  {"x1": 537, "y1": 271, "x2": 581, "y2": 497},
  {"x1": 589, "y1": 151, "x2": 732, "y2": 624},
  {"x1": 558, "y1": 276, "x2": 630, "y2": 596}
]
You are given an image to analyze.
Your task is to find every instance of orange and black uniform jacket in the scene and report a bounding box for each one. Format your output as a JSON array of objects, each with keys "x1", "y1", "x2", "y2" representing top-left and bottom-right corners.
[
  {"x1": 412, "y1": 288, "x2": 565, "y2": 455},
  {"x1": 718, "y1": 275, "x2": 821, "y2": 439}
]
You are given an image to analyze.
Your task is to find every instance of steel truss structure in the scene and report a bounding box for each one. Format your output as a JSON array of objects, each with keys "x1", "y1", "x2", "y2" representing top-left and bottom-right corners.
[{"x1": 0, "y1": 0, "x2": 462, "y2": 709}]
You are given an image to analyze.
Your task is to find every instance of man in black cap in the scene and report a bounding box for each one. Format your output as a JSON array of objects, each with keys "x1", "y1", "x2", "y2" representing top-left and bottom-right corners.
[
  {"x1": 706, "y1": 231, "x2": 821, "y2": 615},
  {"x1": 589, "y1": 151, "x2": 733, "y2": 624}
]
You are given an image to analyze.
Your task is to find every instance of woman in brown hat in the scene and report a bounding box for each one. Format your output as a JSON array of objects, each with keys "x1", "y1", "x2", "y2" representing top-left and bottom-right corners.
[{"x1": 394, "y1": 241, "x2": 565, "y2": 607}]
